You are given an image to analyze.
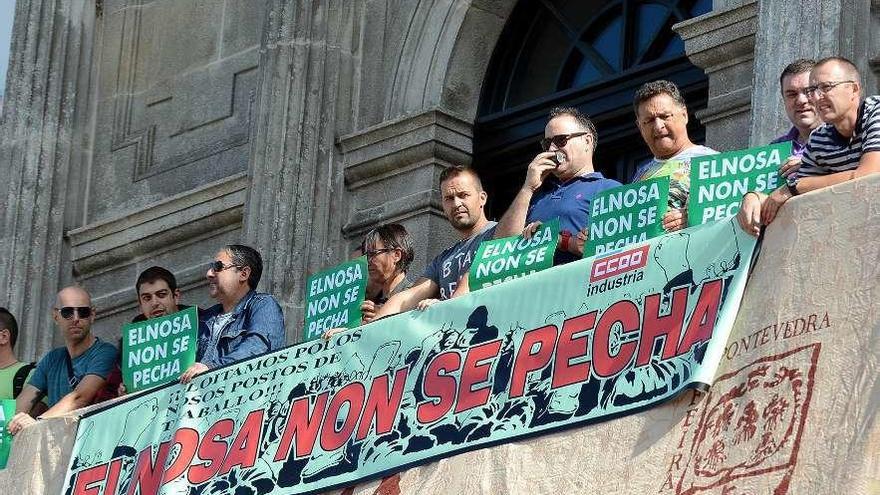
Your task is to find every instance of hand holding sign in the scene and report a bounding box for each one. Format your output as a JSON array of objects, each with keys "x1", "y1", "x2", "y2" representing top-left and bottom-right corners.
[
  {"x1": 122, "y1": 306, "x2": 199, "y2": 393},
  {"x1": 304, "y1": 257, "x2": 368, "y2": 341},
  {"x1": 585, "y1": 177, "x2": 670, "y2": 257},
  {"x1": 688, "y1": 142, "x2": 792, "y2": 226},
  {"x1": 469, "y1": 218, "x2": 560, "y2": 291}
]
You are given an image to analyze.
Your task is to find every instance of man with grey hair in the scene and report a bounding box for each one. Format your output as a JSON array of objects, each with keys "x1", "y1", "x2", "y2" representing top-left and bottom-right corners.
[
  {"x1": 7, "y1": 286, "x2": 118, "y2": 435},
  {"x1": 632, "y1": 80, "x2": 717, "y2": 231},
  {"x1": 738, "y1": 56, "x2": 880, "y2": 234},
  {"x1": 495, "y1": 106, "x2": 621, "y2": 263}
]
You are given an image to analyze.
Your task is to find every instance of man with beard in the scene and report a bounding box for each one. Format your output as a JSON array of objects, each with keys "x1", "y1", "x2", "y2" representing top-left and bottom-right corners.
[
  {"x1": 7, "y1": 286, "x2": 118, "y2": 434},
  {"x1": 369, "y1": 166, "x2": 497, "y2": 317},
  {"x1": 738, "y1": 57, "x2": 880, "y2": 232},
  {"x1": 179, "y1": 244, "x2": 285, "y2": 383}
]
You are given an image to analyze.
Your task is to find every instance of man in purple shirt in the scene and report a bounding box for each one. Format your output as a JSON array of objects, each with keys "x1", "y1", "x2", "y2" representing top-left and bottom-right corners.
[{"x1": 738, "y1": 59, "x2": 822, "y2": 235}]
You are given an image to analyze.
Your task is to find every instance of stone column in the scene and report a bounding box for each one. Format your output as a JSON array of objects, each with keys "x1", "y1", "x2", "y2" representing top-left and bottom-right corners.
[
  {"x1": 0, "y1": 0, "x2": 95, "y2": 360},
  {"x1": 674, "y1": 1, "x2": 758, "y2": 152},
  {"x1": 750, "y1": 0, "x2": 848, "y2": 146},
  {"x1": 243, "y1": 0, "x2": 360, "y2": 342}
]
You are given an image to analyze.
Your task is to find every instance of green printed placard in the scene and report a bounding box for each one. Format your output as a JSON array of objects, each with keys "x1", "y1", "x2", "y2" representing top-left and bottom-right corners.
[
  {"x1": 585, "y1": 176, "x2": 670, "y2": 257},
  {"x1": 122, "y1": 306, "x2": 198, "y2": 393},
  {"x1": 688, "y1": 141, "x2": 792, "y2": 225},
  {"x1": 469, "y1": 218, "x2": 559, "y2": 290},
  {"x1": 0, "y1": 399, "x2": 16, "y2": 469},
  {"x1": 304, "y1": 256, "x2": 368, "y2": 341}
]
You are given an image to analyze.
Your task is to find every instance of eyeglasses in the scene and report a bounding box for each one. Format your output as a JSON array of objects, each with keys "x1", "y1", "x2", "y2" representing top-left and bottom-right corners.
[
  {"x1": 805, "y1": 80, "x2": 855, "y2": 98},
  {"x1": 364, "y1": 248, "x2": 395, "y2": 259},
  {"x1": 540, "y1": 132, "x2": 589, "y2": 151},
  {"x1": 207, "y1": 260, "x2": 241, "y2": 273},
  {"x1": 56, "y1": 306, "x2": 93, "y2": 319}
]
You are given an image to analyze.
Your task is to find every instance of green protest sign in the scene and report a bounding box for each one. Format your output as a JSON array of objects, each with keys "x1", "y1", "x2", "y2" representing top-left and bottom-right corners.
[
  {"x1": 585, "y1": 176, "x2": 670, "y2": 257},
  {"x1": 304, "y1": 256, "x2": 368, "y2": 341},
  {"x1": 469, "y1": 218, "x2": 559, "y2": 290},
  {"x1": 122, "y1": 306, "x2": 198, "y2": 393},
  {"x1": 688, "y1": 141, "x2": 792, "y2": 225},
  {"x1": 0, "y1": 399, "x2": 15, "y2": 469}
]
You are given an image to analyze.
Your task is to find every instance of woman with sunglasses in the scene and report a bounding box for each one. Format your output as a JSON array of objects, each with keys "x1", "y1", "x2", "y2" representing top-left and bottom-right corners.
[{"x1": 360, "y1": 224, "x2": 415, "y2": 324}]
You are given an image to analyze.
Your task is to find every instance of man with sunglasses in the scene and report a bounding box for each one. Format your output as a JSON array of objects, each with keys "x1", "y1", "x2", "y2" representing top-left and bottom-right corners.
[
  {"x1": 632, "y1": 80, "x2": 717, "y2": 231},
  {"x1": 179, "y1": 244, "x2": 285, "y2": 383},
  {"x1": 737, "y1": 56, "x2": 880, "y2": 235},
  {"x1": 494, "y1": 107, "x2": 621, "y2": 263},
  {"x1": 7, "y1": 286, "x2": 117, "y2": 435}
]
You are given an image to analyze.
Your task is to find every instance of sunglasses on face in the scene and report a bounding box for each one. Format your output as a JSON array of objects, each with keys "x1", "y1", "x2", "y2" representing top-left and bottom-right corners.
[
  {"x1": 540, "y1": 132, "x2": 589, "y2": 151},
  {"x1": 207, "y1": 260, "x2": 241, "y2": 273},
  {"x1": 57, "y1": 306, "x2": 93, "y2": 319}
]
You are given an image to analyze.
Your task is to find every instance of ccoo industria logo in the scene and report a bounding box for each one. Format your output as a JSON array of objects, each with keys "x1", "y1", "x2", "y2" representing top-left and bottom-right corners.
[{"x1": 587, "y1": 245, "x2": 649, "y2": 296}]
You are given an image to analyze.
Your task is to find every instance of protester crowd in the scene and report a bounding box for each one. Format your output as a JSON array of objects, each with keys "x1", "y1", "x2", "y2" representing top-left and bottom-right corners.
[{"x1": 1, "y1": 56, "x2": 877, "y2": 436}]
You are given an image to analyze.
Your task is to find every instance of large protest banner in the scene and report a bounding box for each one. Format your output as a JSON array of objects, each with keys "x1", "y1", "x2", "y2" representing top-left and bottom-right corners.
[
  {"x1": 303, "y1": 257, "x2": 368, "y2": 341},
  {"x1": 688, "y1": 142, "x2": 791, "y2": 225},
  {"x1": 122, "y1": 307, "x2": 199, "y2": 393},
  {"x1": 60, "y1": 218, "x2": 756, "y2": 495},
  {"x1": 469, "y1": 218, "x2": 559, "y2": 290},
  {"x1": 585, "y1": 177, "x2": 669, "y2": 256}
]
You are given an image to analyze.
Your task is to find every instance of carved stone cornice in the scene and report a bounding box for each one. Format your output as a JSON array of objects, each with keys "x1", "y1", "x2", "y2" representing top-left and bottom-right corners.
[
  {"x1": 674, "y1": 1, "x2": 758, "y2": 72},
  {"x1": 338, "y1": 110, "x2": 473, "y2": 190},
  {"x1": 69, "y1": 173, "x2": 248, "y2": 276}
]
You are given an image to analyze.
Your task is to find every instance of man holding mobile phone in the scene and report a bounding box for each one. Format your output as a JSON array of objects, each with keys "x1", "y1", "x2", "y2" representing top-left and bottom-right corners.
[{"x1": 494, "y1": 107, "x2": 621, "y2": 264}]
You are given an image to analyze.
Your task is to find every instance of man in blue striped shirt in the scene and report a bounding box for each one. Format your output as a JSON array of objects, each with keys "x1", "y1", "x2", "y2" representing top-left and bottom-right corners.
[{"x1": 738, "y1": 56, "x2": 880, "y2": 235}]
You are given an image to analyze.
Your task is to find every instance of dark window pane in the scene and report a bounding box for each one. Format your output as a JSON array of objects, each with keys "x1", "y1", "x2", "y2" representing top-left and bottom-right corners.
[
  {"x1": 659, "y1": 36, "x2": 684, "y2": 59},
  {"x1": 635, "y1": 4, "x2": 668, "y2": 60},
  {"x1": 692, "y1": 0, "x2": 712, "y2": 16},
  {"x1": 591, "y1": 15, "x2": 624, "y2": 70},
  {"x1": 506, "y1": 13, "x2": 573, "y2": 108},
  {"x1": 572, "y1": 59, "x2": 603, "y2": 87}
]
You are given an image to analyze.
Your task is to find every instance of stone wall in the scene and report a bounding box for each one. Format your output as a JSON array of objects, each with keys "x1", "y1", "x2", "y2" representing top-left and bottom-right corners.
[{"x1": 1, "y1": 0, "x2": 877, "y2": 356}]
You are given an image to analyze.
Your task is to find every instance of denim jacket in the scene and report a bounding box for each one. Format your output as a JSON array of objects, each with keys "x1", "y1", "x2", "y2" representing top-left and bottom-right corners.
[{"x1": 197, "y1": 290, "x2": 285, "y2": 369}]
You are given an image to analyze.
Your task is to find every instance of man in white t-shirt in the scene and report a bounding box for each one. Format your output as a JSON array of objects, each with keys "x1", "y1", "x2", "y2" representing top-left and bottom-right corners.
[{"x1": 631, "y1": 80, "x2": 717, "y2": 231}]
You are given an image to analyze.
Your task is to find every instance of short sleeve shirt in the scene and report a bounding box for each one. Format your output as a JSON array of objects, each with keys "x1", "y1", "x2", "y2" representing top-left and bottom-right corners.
[
  {"x1": 771, "y1": 126, "x2": 808, "y2": 158},
  {"x1": 631, "y1": 145, "x2": 717, "y2": 208},
  {"x1": 423, "y1": 222, "x2": 498, "y2": 300},
  {"x1": 29, "y1": 338, "x2": 118, "y2": 407},
  {"x1": 796, "y1": 96, "x2": 880, "y2": 183},
  {"x1": 526, "y1": 172, "x2": 621, "y2": 264},
  {"x1": 0, "y1": 362, "x2": 34, "y2": 400}
]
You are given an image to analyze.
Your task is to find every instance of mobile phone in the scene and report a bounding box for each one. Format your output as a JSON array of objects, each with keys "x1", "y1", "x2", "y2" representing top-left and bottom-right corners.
[{"x1": 553, "y1": 151, "x2": 565, "y2": 166}]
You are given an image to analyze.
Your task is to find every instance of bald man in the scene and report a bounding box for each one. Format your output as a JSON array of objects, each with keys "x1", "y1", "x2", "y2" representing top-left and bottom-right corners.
[{"x1": 7, "y1": 286, "x2": 117, "y2": 435}]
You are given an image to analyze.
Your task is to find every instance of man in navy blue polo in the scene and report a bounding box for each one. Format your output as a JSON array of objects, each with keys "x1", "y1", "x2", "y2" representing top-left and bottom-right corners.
[{"x1": 494, "y1": 107, "x2": 621, "y2": 264}]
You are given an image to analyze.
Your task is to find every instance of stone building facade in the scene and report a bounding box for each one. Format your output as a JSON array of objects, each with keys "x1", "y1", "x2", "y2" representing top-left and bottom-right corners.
[{"x1": 1, "y1": 0, "x2": 877, "y2": 360}]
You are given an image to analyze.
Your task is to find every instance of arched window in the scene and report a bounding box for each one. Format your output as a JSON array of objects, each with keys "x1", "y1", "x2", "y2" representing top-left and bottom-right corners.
[{"x1": 475, "y1": 0, "x2": 712, "y2": 219}]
